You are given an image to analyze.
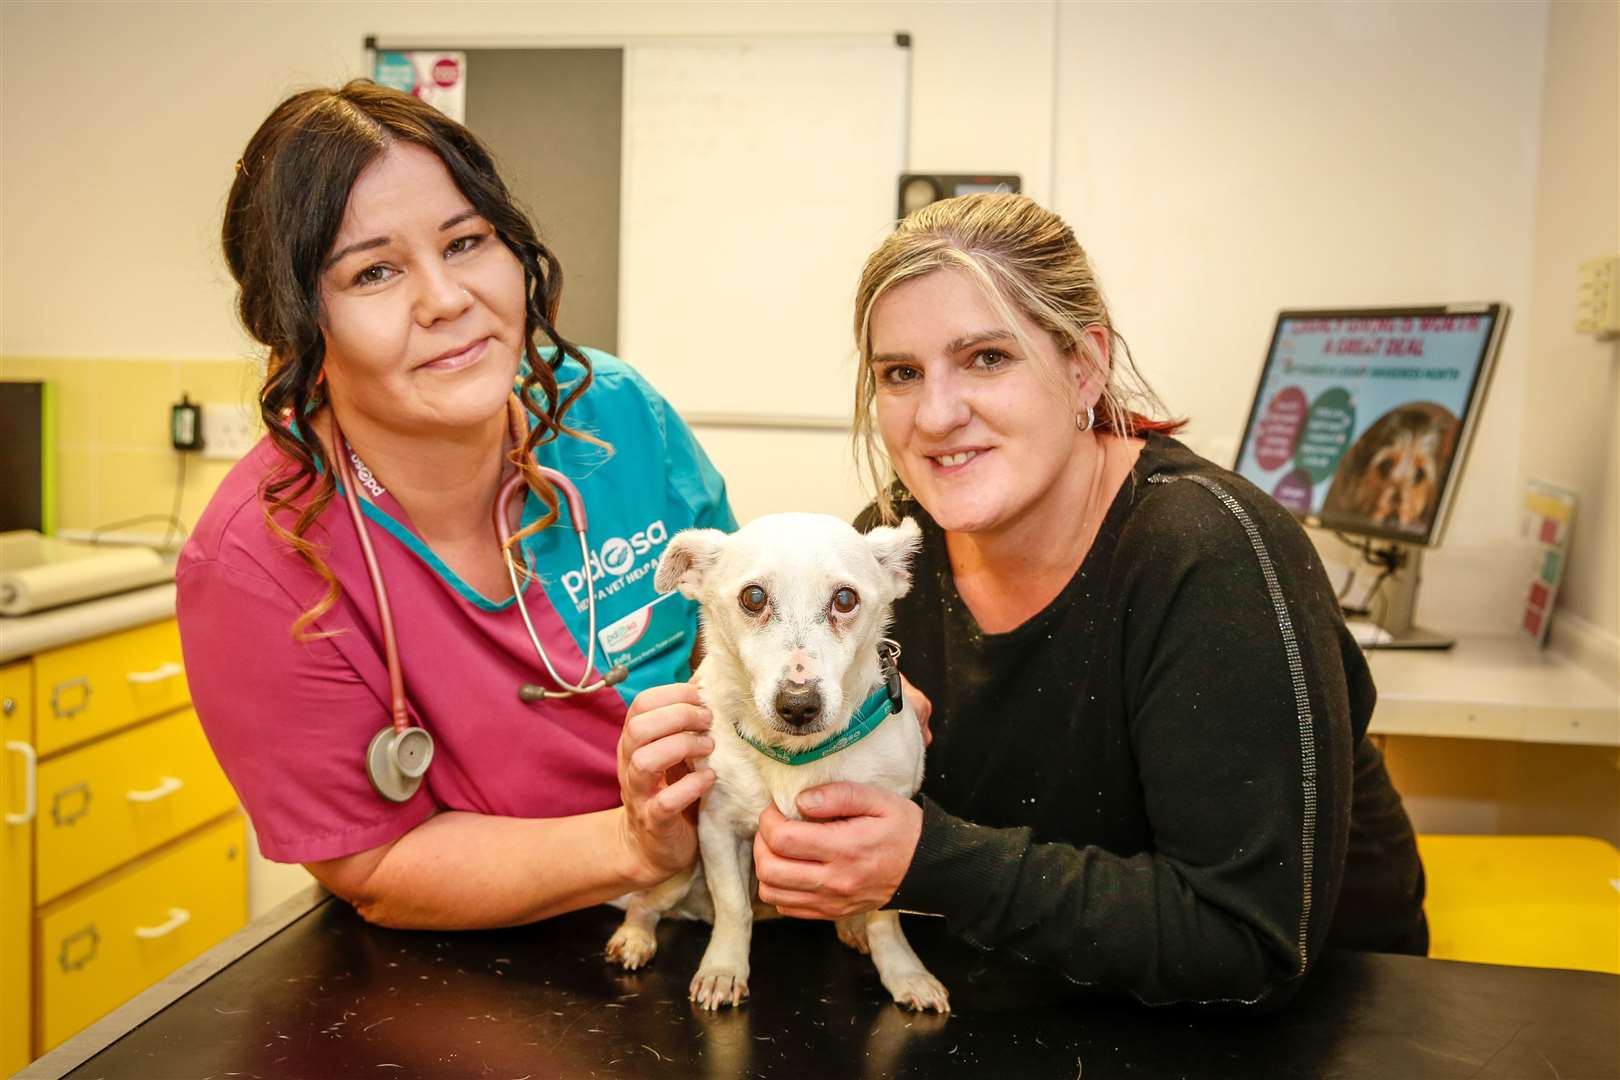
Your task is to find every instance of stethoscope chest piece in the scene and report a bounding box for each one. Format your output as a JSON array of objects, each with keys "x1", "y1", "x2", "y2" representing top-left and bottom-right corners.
[{"x1": 366, "y1": 724, "x2": 435, "y2": 803}]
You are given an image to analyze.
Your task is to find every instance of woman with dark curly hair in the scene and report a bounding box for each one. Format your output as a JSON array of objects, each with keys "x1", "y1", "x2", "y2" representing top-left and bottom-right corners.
[{"x1": 179, "y1": 82, "x2": 733, "y2": 929}]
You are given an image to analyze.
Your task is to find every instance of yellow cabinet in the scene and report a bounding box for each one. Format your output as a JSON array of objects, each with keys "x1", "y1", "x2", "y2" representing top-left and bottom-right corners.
[
  {"x1": 37, "y1": 814, "x2": 247, "y2": 1051},
  {"x1": 5, "y1": 616, "x2": 247, "y2": 1066},
  {"x1": 32, "y1": 620, "x2": 188, "y2": 756},
  {"x1": 1, "y1": 660, "x2": 34, "y2": 1077},
  {"x1": 34, "y1": 709, "x2": 237, "y2": 904}
]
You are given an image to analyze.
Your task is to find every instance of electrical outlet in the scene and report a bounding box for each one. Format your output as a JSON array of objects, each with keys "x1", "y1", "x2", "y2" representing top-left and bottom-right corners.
[
  {"x1": 201, "y1": 402, "x2": 260, "y2": 460},
  {"x1": 1575, "y1": 255, "x2": 1620, "y2": 340}
]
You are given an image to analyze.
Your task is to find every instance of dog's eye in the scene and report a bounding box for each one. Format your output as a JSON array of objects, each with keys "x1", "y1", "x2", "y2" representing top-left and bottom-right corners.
[
  {"x1": 739, "y1": 585, "x2": 768, "y2": 614},
  {"x1": 831, "y1": 587, "x2": 859, "y2": 614}
]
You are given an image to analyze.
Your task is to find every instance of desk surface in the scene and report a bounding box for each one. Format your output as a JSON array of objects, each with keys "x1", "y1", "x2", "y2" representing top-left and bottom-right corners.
[
  {"x1": 1366, "y1": 633, "x2": 1619, "y2": 745},
  {"x1": 24, "y1": 890, "x2": 1620, "y2": 1080},
  {"x1": 0, "y1": 582, "x2": 175, "y2": 663}
]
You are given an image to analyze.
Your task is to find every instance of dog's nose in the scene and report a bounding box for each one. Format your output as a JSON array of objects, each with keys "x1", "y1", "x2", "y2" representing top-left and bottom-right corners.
[{"x1": 773, "y1": 684, "x2": 822, "y2": 728}]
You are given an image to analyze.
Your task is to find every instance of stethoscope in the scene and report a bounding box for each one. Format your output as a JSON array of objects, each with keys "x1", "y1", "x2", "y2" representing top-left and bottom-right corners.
[{"x1": 332, "y1": 396, "x2": 627, "y2": 802}]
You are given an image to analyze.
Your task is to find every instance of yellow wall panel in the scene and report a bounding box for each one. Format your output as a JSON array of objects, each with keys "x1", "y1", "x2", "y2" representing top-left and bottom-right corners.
[
  {"x1": 91, "y1": 360, "x2": 181, "y2": 449},
  {"x1": 53, "y1": 448, "x2": 98, "y2": 535},
  {"x1": 178, "y1": 359, "x2": 258, "y2": 409},
  {"x1": 3, "y1": 356, "x2": 259, "y2": 540},
  {"x1": 94, "y1": 448, "x2": 185, "y2": 537}
]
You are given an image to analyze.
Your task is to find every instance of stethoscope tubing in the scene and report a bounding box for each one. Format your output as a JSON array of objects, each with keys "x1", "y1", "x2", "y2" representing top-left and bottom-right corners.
[
  {"x1": 333, "y1": 396, "x2": 623, "y2": 726},
  {"x1": 494, "y1": 467, "x2": 619, "y2": 699},
  {"x1": 333, "y1": 415, "x2": 412, "y2": 735},
  {"x1": 332, "y1": 394, "x2": 631, "y2": 804},
  {"x1": 494, "y1": 396, "x2": 626, "y2": 699}
]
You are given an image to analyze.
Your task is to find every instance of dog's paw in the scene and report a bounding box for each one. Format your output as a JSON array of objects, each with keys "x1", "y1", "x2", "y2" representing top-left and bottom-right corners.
[
  {"x1": 882, "y1": 969, "x2": 950, "y2": 1013},
  {"x1": 605, "y1": 924, "x2": 658, "y2": 971},
  {"x1": 835, "y1": 917, "x2": 871, "y2": 955},
  {"x1": 689, "y1": 966, "x2": 750, "y2": 1010}
]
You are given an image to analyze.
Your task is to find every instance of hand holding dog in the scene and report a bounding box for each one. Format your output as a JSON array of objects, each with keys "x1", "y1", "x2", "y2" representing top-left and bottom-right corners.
[
  {"x1": 616, "y1": 682, "x2": 716, "y2": 886},
  {"x1": 902, "y1": 675, "x2": 933, "y2": 747},
  {"x1": 754, "y1": 782, "x2": 923, "y2": 919}
]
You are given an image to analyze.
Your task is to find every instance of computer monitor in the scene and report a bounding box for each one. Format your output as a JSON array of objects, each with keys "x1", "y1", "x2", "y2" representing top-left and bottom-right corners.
[{"x1": 1233, "y1": 304, "x2": 1509, "y2": 647}]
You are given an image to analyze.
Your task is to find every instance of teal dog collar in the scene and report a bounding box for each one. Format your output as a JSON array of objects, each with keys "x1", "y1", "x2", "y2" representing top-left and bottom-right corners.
[
  {"x1": 736, "y1": 681, "x2": 901, "y2": 766},
  {"x1": 735, "y1": 641, "x2": 905, "y2": 767}
]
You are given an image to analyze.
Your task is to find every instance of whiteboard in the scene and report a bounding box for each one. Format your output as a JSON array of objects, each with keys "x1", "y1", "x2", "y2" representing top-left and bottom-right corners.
[{"x1": 618, "y1": 37, "x2": 909, "y2": 425}]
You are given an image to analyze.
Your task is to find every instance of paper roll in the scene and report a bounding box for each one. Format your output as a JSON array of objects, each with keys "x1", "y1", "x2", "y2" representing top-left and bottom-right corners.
[{"x1": 0, "y1": 532, "x2": 173, "y2": 616}]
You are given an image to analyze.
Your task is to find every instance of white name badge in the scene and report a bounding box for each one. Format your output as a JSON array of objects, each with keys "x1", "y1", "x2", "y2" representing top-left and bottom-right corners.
[{"x1": 598, "y1": 591, "x2": 688, "y2": 670}]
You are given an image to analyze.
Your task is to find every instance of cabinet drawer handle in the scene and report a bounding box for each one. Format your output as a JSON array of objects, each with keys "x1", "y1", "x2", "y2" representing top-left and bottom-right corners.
[
  {"x1": 4, "y1": 740, "x2": 36, "y2": 825},
  {"x1": 59, "y1": 925, "x2": 100, "y2": 971},
  {"x1": 126, "y1": 661, "x2": 184, "y2": 685},
  {"x1": 52, "y1": 782, "x2": 92, "y2": 827},
  {"x1": 134, "y1": 907, "x2": 191, "y2": 940},
  {"x1": 50, "y1": 676, "x2": 92, "y2": 719},
  {"x1": 126, "y1": 776, "x2": 183, "y2": 803}
]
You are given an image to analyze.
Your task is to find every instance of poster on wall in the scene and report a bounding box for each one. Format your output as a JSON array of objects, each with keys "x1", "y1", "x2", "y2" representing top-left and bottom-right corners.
[{"x1": 373, "y1": 50, "x2": 466, "y2": 122}]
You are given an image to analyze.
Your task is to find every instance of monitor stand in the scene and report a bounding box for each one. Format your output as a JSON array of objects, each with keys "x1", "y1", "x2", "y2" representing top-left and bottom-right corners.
[{"x1": 1344, "y1": 543, "x2": 1456, "y2": 651}]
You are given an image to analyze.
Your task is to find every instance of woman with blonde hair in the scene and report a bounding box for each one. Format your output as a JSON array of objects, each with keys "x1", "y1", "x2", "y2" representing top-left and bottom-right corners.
[{"x1": 751, "y1": 194, "x2": 1426, "y2": 1009}]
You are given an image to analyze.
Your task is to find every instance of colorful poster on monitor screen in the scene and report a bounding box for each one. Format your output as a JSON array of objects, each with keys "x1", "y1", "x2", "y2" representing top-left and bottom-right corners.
[{"x1": 1235, "y1": 313, "x2": 1493, "y2": 541}]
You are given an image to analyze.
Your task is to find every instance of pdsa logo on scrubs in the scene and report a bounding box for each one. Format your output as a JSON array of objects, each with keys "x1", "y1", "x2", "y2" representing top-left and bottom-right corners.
[
  {"x1": 561, "y1": 519, "x2": 668, "y2": 609},
  {"x1": 597, "y1": 590, "x2": 689, "y2": 671}
]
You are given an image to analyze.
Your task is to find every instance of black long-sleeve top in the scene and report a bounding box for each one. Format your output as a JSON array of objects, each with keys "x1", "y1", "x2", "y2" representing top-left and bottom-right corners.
[{"x1": 867, "y1": 436, "x2": 1426, "y2": 1010}]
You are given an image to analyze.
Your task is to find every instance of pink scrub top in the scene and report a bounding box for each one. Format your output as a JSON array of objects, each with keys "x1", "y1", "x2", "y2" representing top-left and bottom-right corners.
[{"x1": 176, "y1": 351, "x2": 733, "y2": 863}]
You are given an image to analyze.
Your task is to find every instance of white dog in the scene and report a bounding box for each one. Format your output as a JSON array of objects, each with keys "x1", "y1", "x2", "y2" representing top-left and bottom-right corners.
[{"x1": 604, "y1": 513, "x2": 949, "y2": 1013}]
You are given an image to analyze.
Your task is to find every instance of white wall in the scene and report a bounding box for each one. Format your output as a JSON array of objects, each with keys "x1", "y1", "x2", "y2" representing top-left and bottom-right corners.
[
  {"x1": 0, "y1": 1, "x2": 1054, "y2": 361},
  {"x1": 0, "y1": 0, "x2": 1056, "y2": 527},
  {"x1": 4, "y1": 0, "x2": 1610, "y2": 640},
  {"x1": 1521, "y1": 0, "x2": 1620, "y2": 658},
  {"x1": 1052, "y1": 1, "x2": 1546, "y2": 554}
]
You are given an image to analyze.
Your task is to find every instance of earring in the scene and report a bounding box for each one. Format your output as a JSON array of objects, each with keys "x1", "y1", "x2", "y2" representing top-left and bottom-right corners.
[{"x1": 1075, "y1": 405, "x2": 1095, "y2": 432}]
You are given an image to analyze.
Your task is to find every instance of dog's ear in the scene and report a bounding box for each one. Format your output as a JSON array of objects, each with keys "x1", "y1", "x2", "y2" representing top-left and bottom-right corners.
[
  {"x1": 865, "y1": 517, "x2": 923, "y2": 598},
  {"x1": 655, "y1": 528, "x2": 727, "y2": 598}
]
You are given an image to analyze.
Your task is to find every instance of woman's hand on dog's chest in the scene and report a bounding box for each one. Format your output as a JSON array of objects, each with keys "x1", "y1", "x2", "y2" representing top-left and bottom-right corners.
[{"x1": 752, "y1": 781, "x2": 923, "y2": 919}]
